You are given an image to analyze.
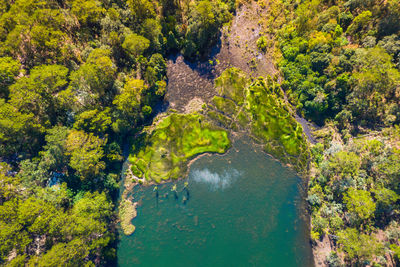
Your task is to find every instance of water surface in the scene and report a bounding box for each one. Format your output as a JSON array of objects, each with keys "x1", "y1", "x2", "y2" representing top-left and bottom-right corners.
[{"x1": 118, "y1": 137, "x2": 313, "y2": 266}]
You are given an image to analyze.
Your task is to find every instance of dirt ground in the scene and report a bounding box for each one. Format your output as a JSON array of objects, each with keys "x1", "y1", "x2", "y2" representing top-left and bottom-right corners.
[
  {"x1": 165, "y1": 1, "x2": 276, "y2": 112},
  {"x1": 214, "y1": 1, "x2": 277, "y2": 78}
]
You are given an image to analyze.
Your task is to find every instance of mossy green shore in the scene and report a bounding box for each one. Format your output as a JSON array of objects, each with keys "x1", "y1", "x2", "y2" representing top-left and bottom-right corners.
[
  {"x1": 120, "y1": 67, "x2": 310, "y2": 235},
  {"x1": 209, "y1": 67, "x2": 310, "y2": 172},
  {"x1": 127, "y1": 67, "x2": 309, "y2": 185},
  {"x1": 128, "y1": 113, "x2": 231, "y2": 183}
]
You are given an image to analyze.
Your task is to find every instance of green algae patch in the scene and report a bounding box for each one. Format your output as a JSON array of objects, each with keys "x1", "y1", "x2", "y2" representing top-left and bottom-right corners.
[
  {"x1": 209, "y1": 67, "x2": 310, "y2": 171},
  {"x1": 128, "y1": 113, "x2": 230, "y2": 183}
]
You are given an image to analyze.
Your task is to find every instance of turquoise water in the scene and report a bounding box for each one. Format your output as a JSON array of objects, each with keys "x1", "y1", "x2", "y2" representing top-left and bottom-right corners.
[{"x1": 118, "y1": 137, "x2": 314, "y2": 266}]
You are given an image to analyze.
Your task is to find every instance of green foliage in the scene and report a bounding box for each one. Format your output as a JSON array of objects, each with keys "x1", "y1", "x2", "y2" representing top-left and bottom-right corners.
[
  {"x1": 346, "y1": 11, "x2": 372, "y2": 40},
  {"x1": 373, "y1": 187, "x2": 399, "y2": 209},
  {"x1": 127, "y1": 0, "x2": 156, "y2": 24},
  {"x1": 277, "y1": 0, "x2": 400, "y2": 128},
  {"x1": 348, "y1": 47, "x2": 400, "y2": 126},
  {"x1": 141, "y1": 18, "x2": 162, "y2": 51},
  {"x1": 327, "y1": 151, "x2": 360, "y2": 178},
  {"x1": 391, "y1": 243, "x2": 400, "y2": 264},
  {"x1": 0, "y1": 170, "x2": 113, "y2": 266},
  {"x1": 0, "y1": 57, "x2": 20, "y2": 98},
  {"x1": 337, "y1": 228, "x2": 383, "y2": 264},
  {"x1": 122, "y1": 33, "x2": 150, "y2": 59},
  {"x1": 184, "y1": 0, "x2": 231, "y2": 59},
  {"x1": 343, "y1": 188, "x2": 375, "y2": 224},
  {"x1": 0, "y1": 99, "x2": 44, "y2": 156},
  {"x1": 9, "y1": 64, "x2": 71, "y2": 125},
  {"x1": 256, "y1": 36, "x2": 268, "y2": 52},
  {"x1": 69, "y1": 48, "x2": 116, "y2": 107},
  {"x1": 113, "y1": 78, "x2": 147, "y2": 120},
  {"x1": 73, "y1": 108, "x2": 112, "y2": 136},
  {"x1": 246, "y1": 78, "x2": 307, "y2": 161},
  {"x1": 65, "y1": 130, "x2": 106, "y2": 180},
  {"x1": 70, "y1": 0, "x2": 105, "y2": 26},
  {"x1": 215, "y1": 67, "x2": 247, "y2": 104},
  {"x1": 308, "y1": 128, "x2": 400, "y2": 262},
  {"x1": 41, "y1": 126, "x2": 70, "y2": 171},
  {"x1": 0, "y1": 0, "x2": 70, "y2": 66},
  {"x1": 32, "y1": 239, "x2": 93, "y2": 267}
]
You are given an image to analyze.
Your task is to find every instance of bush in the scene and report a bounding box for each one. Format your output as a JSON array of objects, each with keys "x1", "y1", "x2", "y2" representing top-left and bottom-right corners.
[{"x1": 256, "y1": 36, "x2": 268, "y2": 52}]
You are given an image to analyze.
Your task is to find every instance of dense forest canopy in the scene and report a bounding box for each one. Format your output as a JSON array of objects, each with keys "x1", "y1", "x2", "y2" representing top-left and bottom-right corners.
[{"x1": 273, "y1": 0, "x2": 400, "y2": 131}]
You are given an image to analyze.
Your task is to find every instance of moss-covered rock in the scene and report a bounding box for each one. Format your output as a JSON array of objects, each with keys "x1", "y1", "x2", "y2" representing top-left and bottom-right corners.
[{"x1": 128, "y1": 113, "x2": 230, "y2": 183}]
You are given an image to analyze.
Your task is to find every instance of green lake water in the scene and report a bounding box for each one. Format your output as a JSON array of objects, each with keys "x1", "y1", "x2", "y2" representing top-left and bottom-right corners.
[{"x1": 118, "y1": 137, "x2": 314, "y2": 266}]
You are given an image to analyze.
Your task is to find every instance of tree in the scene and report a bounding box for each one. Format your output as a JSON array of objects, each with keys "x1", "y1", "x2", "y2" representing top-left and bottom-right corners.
[
  {"x1": 8, "y1": 64, "x2": 71, "y2": 126},
  {"x1": 0, "y1": 182, "x2": 113, "y2": 265},
  {"x1": 69, "y1": 0, "x2": 105, "y2": 26},
  {"x1": 0, "y1": 2, "x2": 69, "y2": 67},
  {"x1": 61, "y1": 191, "x2": 113, "y2": 256},
  {"x1": 0, "y1": 164, "x2": 20, "y2": 204},
  {"x1": 326, "y1": 151, "x2": 361, "y2": 179},
  {"x1": 0, "y1": 57, "x2": 20, "y2": 98},
  {"x1": 69, "y1": 49, "x2": 116, "y2": 107},
  {"x1": 40, "y1": 126, "x2": 70, "y2": 173},
  {"x1": 346, "y1": 11, "x2": 372, "y2": 41},
  {"x1": 31, "y1": 239, "x2": 92, "y2": 267},
  {"x1": 18, "y1": 159, "x2": 50, "y2": 187},
  {"x1": 337, "y1": 228, "x2": 383, "y2": 264},
  {"x1": 122, "y1": 33, "x2": 150, "y2": 59},
  {"x1": 347, "y1": 47, "x2": 400, "y2": 126},
  {"x1": 73, "y1": 108, "x2": 112, "y2": 136},
  {"x1": 184, "y1": 0, "x2": 231, "y2": 59},
  {"x1": 64, "y1": 130, "x2": 106, "y2": 180},
  {"x1": 0, "y1": 99, "x2": 44, "y2": 156},
  {"x1": 0, "y1": 0, "x2": 10, "y2": 15},
  {"x1": 127, "y1": 0, "x2": 156, "y2": 23},
  {"x1": 378, "y1": 0, "x2": 400, "y2": 37},
  {"x1": 185, "y1": 0, "x2": 216, "y2": 58},
  {"x1": 113, "y1": 78, "x2": 147, "y2": 119},
  {"x1": 144, "y1": 53, "x2": 167, "y2": 86},
  {"x1": 141, "y1": 18, "x2": 162, "y2": 51},
  {"x1": 373, "y1": 186, "x2": 399, "y2": 219},
  {"x1": 343, "y1": 188, "x2": 376, "y2": 224}
]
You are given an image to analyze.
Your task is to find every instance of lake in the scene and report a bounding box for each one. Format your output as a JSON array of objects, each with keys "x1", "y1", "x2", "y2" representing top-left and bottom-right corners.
[{"x1": 118, "y1": 137, "x2": 314, "y2": 266}]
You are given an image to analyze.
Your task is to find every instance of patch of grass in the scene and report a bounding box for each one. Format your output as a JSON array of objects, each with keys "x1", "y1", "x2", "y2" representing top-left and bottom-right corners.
[{"x1": 128, "y1": 113, "x2": 230, "y2": 183}]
